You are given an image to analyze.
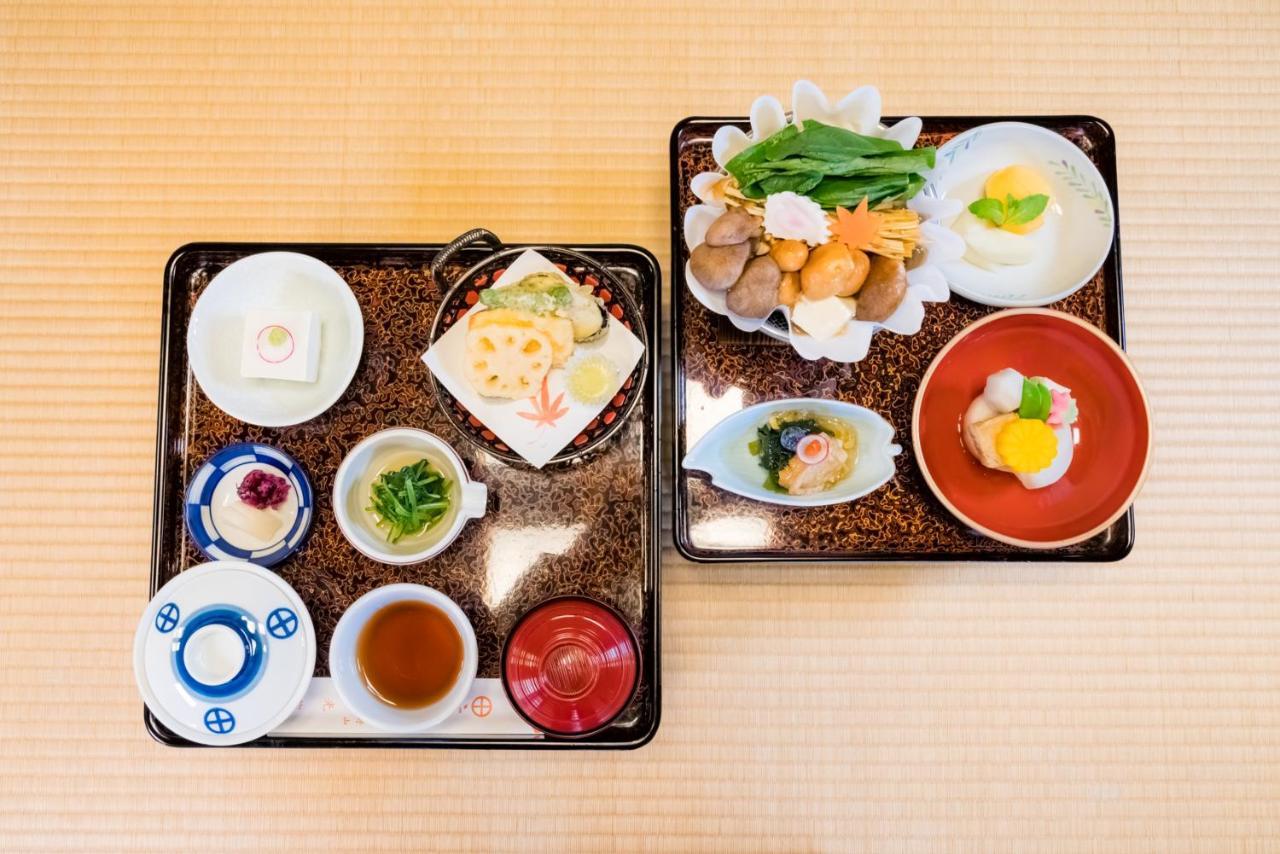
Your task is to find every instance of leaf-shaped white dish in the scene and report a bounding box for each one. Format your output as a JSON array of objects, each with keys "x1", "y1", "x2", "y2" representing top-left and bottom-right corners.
[{"x1": 681, "y1": 398, "x2": 902, "y2": 507}]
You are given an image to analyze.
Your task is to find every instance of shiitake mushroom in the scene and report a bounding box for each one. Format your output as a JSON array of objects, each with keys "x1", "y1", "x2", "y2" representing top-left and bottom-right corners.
[
  {"x1": 725, "y1": 256, "x2": 782, "y2": 318},
  {"x1": 856, "y1": 255, "x2": 908, "y2": 322},
  {"x1": 689, "y1": 240, "x2": 751, "y2": 291},
  {"x1": 705, "y1": 209, "x2": 763, "y2": 247}
]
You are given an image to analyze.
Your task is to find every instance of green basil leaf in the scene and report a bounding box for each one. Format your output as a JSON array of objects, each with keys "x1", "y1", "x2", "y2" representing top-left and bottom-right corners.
[
  {"x1": 1006, "y1": 193, "x2": 1049, "y2": 225},
  {"x1": 968, "y1": 197, "x2": 1006, "y2": 226}
]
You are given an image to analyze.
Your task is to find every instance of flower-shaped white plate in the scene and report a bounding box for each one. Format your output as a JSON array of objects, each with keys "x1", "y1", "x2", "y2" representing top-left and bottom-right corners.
[
  {"x1": 683, "y1": 81, "x2": 962, "y2": 363},
  {"x1": 681, "y1": 397, "x2": 902, "y2": 508},
  {"x1": 188, "y1": 252, "x2": 364, "y2": 427},
  {"x1": 922, "y1": 122, "x2": 1116, "y2": 307}
]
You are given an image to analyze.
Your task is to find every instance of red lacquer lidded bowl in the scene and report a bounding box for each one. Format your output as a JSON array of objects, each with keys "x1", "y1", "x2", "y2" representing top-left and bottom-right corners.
[
  {"x1": 913, "y1": 308, "x2": 1152, "y2": 549},
  {"x1": 502, "y1": 596, "x2": 639, "y2": 738}
]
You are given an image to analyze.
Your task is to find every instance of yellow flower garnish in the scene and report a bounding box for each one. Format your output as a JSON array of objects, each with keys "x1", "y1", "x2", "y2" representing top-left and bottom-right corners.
[{"x1": 995, "y1": 418, "x2": 1058, "y2": 473}]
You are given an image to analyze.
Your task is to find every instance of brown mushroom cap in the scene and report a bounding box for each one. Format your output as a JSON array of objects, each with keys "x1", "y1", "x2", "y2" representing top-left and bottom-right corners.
[
  {"x1": 725, "y1": 255, "x2": 782, "y2": 318},
  {"x1": 855, "y1": 255, "x2": 908, "y2": 322},
  {"x1": 689, "y1": 240, "x2": 751, "y2": 292},
  {"x1": 705, "y1": 209, "x2": 763, "y2": 247}
]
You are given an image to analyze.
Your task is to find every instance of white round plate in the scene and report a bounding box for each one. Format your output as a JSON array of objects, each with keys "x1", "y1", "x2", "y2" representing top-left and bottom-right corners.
[
  {"x1": 133, "y1": 561, "x2": 316, "y2": 746},
  {"x1": 923, "y1": 122, "x2": 1115, "y2": 307},
  {"x1": 187, "y1": 252, "x2": 364, "y2": 427}
]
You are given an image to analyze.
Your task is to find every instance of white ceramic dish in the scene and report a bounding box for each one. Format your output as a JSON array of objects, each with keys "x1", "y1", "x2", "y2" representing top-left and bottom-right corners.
[
  {"x1": 922, "y1": 122, "x2": 1115, "y2": 307},
  {"x1": 187, "y1": 251, "x2": 364, "y2": 427},
  {"x1": 132, "y1": 561, "x2": 316, "y2": 746},
  {"x1": 332, "y1": 428, "x2": 487, "y2": 565},
  {"x1": 329, "y1": 583, "x2": 478, "y2": 733},
  {"x1": 681, "y1": 397, "x2": 903, "y2": 507}
]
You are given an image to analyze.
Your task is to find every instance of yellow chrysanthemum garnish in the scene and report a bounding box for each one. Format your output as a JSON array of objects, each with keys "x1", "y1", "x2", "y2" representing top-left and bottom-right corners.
[{"x1": 995, "y1": 418, "x2": 1058, "y2": 473}]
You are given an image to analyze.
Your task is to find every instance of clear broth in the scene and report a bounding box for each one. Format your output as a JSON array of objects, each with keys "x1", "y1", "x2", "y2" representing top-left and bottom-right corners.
[
  {"x1": 349, "y1": 446, "x2": 459, "y2": 552},
  {"x1": 355, "y1": 600, "x2": 464, "y2": 709}
]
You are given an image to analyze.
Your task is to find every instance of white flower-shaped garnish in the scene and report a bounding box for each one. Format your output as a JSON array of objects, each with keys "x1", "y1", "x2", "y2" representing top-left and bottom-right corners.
[{"x1": 763, "y1": 192, "x2": 830, "y2": 246}]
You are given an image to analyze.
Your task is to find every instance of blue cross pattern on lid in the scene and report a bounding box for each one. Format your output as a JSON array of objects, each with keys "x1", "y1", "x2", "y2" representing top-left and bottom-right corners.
[
  {"x1": 154, "y1": 603, "x2": 180, "y2": 634},
  {"x1": 204, "y1": 707, "x2": 235, "y2": 734},
  {"x1": 266, "y1": 607, "x2": 299, "y2": 639}
]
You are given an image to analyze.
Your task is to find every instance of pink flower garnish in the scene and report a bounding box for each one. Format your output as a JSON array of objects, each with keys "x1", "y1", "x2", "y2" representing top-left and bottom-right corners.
[{"x1": 1047, "y1": 389, "x2": 1077, "y2": 427}]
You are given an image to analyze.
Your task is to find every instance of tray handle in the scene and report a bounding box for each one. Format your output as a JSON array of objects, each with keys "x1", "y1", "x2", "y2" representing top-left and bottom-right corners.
[{"x1": 430, "y1": 228, "x2": 503, "y2": 292}]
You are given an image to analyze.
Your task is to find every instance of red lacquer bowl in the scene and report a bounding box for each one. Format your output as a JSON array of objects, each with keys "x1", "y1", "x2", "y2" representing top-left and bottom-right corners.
[
  {"x1": 912, "y1": 309, "x2": 1151, "y2": 549},
  {"x1": 501, "y1": 597, "x2": 639, "y2": 738}
]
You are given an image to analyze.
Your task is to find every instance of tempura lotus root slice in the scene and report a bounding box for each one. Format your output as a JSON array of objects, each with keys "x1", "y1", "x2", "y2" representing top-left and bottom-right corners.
[
  {"x1": 529, "y1": 314, "x2": 574, "y2": 368},
  {"x1": 465, "y1": 310, "x2": 554, "y2": 399}
]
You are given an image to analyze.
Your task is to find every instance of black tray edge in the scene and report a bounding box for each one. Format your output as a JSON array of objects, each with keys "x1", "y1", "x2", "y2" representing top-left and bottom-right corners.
[
  {"x1": 669, "y1": 115, "x2": 1135, "y2": 564},
  {"x1": 147, "y1": 241, "x2": 663, "y2": 750}
]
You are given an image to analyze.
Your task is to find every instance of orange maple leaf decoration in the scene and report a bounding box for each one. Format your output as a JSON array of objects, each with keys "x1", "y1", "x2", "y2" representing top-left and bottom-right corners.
[
  {"x1": 830, "y1": 197, "x2": 880, "y2": 249},
  {"x1": 517, "y1": 375, "x2": 570, "y2": 428}
]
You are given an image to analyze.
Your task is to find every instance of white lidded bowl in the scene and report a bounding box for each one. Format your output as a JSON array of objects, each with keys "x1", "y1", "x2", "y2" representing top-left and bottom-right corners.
[
  {"x1": 681, "y1": 397, "x2": 902, "y2": 507},
  {"x1": 133, "y1": 561, "x2": 316, "y2": 746},
  {"x1": 333, "y1": 428, "x2": 487, "y2": 565},
  {"x1": 187, "y1": 251, "x2": 364, "y2": 427},
  {"x1": 329, "y1": 583, "x2": 478, "y2": 733},
  {"x1": 922, "y1": 121, "x2": 1116, "y2": 307}
]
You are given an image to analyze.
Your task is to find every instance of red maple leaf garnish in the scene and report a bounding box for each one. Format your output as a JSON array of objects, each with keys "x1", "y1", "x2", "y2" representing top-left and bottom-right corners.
[
  {"x1": 830, "y1": 197, "x2": 879, "y2": 249},
  {"x1": 517, "y1": 375, "x2": 570, "y2": 428}
]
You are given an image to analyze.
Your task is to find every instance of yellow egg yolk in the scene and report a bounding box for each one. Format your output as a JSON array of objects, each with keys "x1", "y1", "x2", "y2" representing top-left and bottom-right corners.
[
  {"x1": 983, "y1": 165, "x2": 1053, "y2": 235},
  {"x1": 995, "y1": 418, "x2": 1058, "y2": 473}
]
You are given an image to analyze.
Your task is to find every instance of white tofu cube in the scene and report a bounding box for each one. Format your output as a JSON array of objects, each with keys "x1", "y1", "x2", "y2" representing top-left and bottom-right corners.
[
  {"x1": 240, "y1": 308, "x2": 320, "y2": 383},
  {"x1": 791, "y1": 296, "x2": 854, "y2": 341}
]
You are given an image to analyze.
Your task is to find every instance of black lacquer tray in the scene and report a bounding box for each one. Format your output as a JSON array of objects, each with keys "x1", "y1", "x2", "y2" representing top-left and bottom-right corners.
[
  {"x1": 149, "y1": 240, "x2": 661, "y2": 748},
  {"x1": 671, "y1": 115, "x2": 1134, "y2": 563}
]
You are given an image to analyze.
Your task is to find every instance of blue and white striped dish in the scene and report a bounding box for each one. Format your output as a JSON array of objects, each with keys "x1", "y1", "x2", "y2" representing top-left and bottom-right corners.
[{"x1": 184, "y1": 443, "x2": 313, "y2": 567}]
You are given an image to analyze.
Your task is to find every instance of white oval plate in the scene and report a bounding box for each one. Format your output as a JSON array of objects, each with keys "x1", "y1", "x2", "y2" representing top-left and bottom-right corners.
[
  {"x1": 923, "y1": 122, "x2": 1115, "y2": 307},
  {"x1": 681, "y1": 397, "x2": 902, "y2": 507},
  {"x1": 188, "y1": 252, "x2": 364, "y2": 427}
]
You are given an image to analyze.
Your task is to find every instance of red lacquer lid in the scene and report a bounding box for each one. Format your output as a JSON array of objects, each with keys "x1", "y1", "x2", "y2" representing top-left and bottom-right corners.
[
  {"x1": 913, "y1": 309, "x2": 1152, "y2": 549},
  {"x1": 502, "y1": 596, "x2": 639, "y2": 737}
]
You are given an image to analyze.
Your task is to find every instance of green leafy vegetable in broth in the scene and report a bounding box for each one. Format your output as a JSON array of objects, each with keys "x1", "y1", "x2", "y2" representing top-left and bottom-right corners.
[
  {"x1": 725, "y1": 120, "x2": 935, "y2": 209},
  {"x1": 367, "y1": 459, "x2": 451, "y2": 544},
  {"x1": 751, "y1": 417, "x2": 823, "y2": 493}
]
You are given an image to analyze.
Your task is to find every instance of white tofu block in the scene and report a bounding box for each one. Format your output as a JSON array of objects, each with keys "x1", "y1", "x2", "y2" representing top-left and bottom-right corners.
[
  {"x1": 240, "y1": 308, "x2": 320, "y2": 382},
  {"x1": 791, "y1": 296, "x2": 854, "y2": 341},
  {"x1": 218, "y1": 499, "x2": 286, "y2": 546}
]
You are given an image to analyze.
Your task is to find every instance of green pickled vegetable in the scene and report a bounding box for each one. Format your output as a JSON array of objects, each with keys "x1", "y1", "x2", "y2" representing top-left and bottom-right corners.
[
  {"x1": 724, "y1": 120, "x2": 935, "y2": 209},
  {"x1": 366, "y1": 459, "x2": 451, "y2": 544}
]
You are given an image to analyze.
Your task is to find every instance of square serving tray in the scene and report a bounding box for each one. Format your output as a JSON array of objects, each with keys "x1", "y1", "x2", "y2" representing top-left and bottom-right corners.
[
  {"x1": 150, "y1": 241, "x2": 661, "y2": 748},
  {"x1": 671, "y1": 115, "x2": 1133, "y2": 563}
]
